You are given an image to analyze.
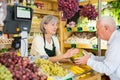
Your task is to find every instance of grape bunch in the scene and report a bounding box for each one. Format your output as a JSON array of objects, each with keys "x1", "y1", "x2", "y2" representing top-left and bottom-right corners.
[
  {"x1": 80, "y1": 4, "x2": 98, "y2": 20},
  {"x1": 0, "y1": 52, "x2": 47, "y2": 80},
  {"x1": 0, "y1": 63, "x2": 13, "y2": 80},
  {"x1": 35, "y1": 58, "x2": 69, "y2": 77},
  {"x1": 58, "y1": 0, "x2": 79, "y2": 19}
]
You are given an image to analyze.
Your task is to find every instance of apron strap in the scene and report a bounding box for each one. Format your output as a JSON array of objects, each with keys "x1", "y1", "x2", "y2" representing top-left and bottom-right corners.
[
  {"x1": 43, "y1": 33, "x2": 46, "y2": 48},
  {"x1": 43, "y1": 34, "x2": 54, "y2": 48}
]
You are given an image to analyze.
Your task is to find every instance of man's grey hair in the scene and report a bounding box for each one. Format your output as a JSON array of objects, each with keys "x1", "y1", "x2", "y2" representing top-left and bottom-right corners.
[
  {"x1": 98, "y1": 16, "x2": 116, "y2": 29},
  {"x1": 40, "y1": 15, "x2": 58, "y2": 33}
]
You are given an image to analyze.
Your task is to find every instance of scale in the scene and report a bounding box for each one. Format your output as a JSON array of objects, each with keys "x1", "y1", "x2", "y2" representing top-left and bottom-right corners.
[{"x1": 3, "y1": 5, "x2": 33, "y2": 57}]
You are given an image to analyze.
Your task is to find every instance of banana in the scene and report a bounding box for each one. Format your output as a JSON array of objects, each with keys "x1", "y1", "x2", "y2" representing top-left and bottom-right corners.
[
  {"x1": 79, "y1": 74, "x2": 86, "y2": 78},
  {"x1": 80, "y1": 65, "x2": 92, "y2": 71},
  {"x1": 70, "y1": 66, "x2": 85, "y2": 74},
  {"x1": 73, "y1": 66, "x2": 85, "y2": 73},
  {"x1": 70, "y1": 67, "x2": 79, "y2": 74}
]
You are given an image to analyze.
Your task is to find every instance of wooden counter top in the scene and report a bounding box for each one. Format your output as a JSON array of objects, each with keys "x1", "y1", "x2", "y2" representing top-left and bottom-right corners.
[{"x1": 60, "y1": 62, "x2": 101, "y2": 80}]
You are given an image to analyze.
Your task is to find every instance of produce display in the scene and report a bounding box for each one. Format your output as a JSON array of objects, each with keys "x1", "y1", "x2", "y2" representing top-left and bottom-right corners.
[
  {"x1": 0, "y1": 63, "x2": 13, "y2": 80},
  {"x1": 70, "y1": 66, "x2": 85, "y2": 75},
  {"x1": 70, "y1": 65, "x2": 92, "y2": 76},
  {"x1": 77, "y1": 16, "x2": 89, "y2": 28},
  {"x1": 102, "y1": 1, "x2": 120, "y2": 25},
  {"x1": 0, "y1": 48, "x2": 8, "y2": 54},
  {"x1": 0, "y1": 52, "x2": 44, "y2": 80},
  {"x1": 0, "y1": 0, "x2": 116, "y2": 80},
  {"x1": 35, "y1": 58, "x2": 69, "y2": 77},
  {"x1": 66, "y1": 21, "x2": 76, "y2": 27},
  {"x1": 80, "y1": 4, "x2": 98, "y2": 20},
  {"x1": 65, "y1": 33, "x2": 107, "y2": 45},
  {"x1": 58, "y1": 0, "x2": 79, "y2": 19}
]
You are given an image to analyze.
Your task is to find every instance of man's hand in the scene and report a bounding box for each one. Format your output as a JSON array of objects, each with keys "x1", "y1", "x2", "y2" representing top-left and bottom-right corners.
[{"x1": 74, "y1": 54, "x2": 90, "y2": 65}]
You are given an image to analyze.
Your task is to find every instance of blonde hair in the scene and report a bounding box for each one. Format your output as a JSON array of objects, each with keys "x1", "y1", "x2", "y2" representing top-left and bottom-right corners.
[{"x1": 40, "y1": 15, "x2": 58, "y2": 33}]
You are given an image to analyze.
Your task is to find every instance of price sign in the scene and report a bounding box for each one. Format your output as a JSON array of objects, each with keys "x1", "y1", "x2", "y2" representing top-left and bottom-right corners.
[
  {"x1": 117, "y1": 25, "x2": 120, "y2": 31},
  {"x1": 64, "y1": 77, "x2": 73, "y2": 80},
  {"x1": 89, "y1": 26, "x2": 95, "y2": 32},
  {"x1": 77, "y1": 27, "x2": 83, "y2": 32},
  {"x1": 71, "y1": 44, "x2": 76, "y2": 48},
  {"x1": 66, "y1": 27, "x2": 72, "y2": 32},
  {"x1": 92, "y1": 44, "x2": 98, "y2": 50}
]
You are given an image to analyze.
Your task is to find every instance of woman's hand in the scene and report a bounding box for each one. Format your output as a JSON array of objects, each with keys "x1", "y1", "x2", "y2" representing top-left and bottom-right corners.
[
  {"x1": 74, "y1": 54, "x2": 90, "y2": 65},
  {"x1": 39, "y1": 74, "x2": 47, "y2": 80},
  {"x1": 63, "y1": 48, "x2": 79, "y2": 58}
]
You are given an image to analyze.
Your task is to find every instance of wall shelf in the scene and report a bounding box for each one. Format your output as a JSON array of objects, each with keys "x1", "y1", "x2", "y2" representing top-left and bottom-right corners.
[
  {"x1": 79, "y1": 0, "x2": 114, "y2": 5},
  {"x1": 64, "y1": 43, "x2": 107, "y2": 50},
  {"x1": 33, "y1": 8, "x2": 60, "y2": 16},
  {"x1": 35, "y1": 0, "x2": 57, "y2": 2},
  {"x1": 64, "y1": 27, "x2": 96, "y2": 32}
]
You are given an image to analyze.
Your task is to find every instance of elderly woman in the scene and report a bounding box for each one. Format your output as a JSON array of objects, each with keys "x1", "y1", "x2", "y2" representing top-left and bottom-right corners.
[{"x1": 30, "y1": 15, "x2": 79, "y2": 62}]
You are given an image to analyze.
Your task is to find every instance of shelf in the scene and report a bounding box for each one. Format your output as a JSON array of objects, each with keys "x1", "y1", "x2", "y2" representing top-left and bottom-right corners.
[
  {"x1": 64, "y1": 27, "x2": 96, "y2": 32},
  {"x1": 35, "y1": 0, "x2": 114, "y2": 5},
  {"x1": 79, "y1": 0, "x2": 114, "y2": 5},
  {"x1": 35, "y1": 0, "x2": 57, "y2": 2},
  {"x1": 33, "y1": 8, "x2": 60, "y2": 16},
  {"x1": 0, "y1": 39, "x2": 13, "y2": 45},
  {"x1": 0, "y1": 38, "x2": 33, "y2": 44},
  {"x1": 64, "y1": 43, "x2": 107, "y2": 50},
  {"x1": 30, "y1": 27, "x2": 40, "y2": 32}
]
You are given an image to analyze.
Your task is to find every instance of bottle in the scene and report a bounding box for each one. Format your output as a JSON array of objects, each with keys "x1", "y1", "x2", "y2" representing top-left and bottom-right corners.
[
  {"x1": 31, "y1": 0, "x2": 34, "y2": 5},
  {"x1": 22, "y1": 0, "x2": 26, "y2": 6},
  {"x1": 14, "y1": 0, "x2": 19, "y2": 5},
  {"x1": 27, "y1": 0, "x2": 31, "y2": 6}
]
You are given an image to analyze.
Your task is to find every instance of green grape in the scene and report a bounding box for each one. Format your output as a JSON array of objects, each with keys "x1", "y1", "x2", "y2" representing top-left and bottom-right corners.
[
  {"x1": 34, "y1": 58, "x2": 69, "y2": 77},
  {"x1": 0, "y1": 63, "x2": 13, "y2": 80}
]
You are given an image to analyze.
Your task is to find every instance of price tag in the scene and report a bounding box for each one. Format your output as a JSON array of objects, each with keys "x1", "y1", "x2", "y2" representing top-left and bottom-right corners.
[
  {"x1": 89, "y1": 26, "x2": 95, "y2": 32},
  {"x1": 77, "y1": 27, "x2": 83, "y2": 32},
  {"x1": 117, "y1": 25, "x2": 120, "y2": 31},
  {"x1": 71, "y1": 44, "x2": 76, "y2": 48},
  {"x1": 66, "y1": 27, "x2": 72, "y2": 32},
  {"x1": 64, "y1": 77, "x2": 73, "y2": 80},
  {"x1": 92, "y1": 44, "x2": 98, "y2": 50}
]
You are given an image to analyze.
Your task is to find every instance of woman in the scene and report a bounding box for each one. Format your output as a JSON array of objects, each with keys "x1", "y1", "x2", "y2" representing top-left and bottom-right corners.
[{"x1": 30, "y1": 15, "x2": 79, "y2": 62}]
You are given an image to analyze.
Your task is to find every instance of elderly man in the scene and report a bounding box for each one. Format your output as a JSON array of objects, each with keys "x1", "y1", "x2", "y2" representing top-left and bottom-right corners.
[{"x1": 74, "y1": 16, "x2": 120, "y2": 80}]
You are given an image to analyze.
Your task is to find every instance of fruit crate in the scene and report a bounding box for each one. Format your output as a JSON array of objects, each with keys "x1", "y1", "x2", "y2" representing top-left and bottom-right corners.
[
  {"x1": 61, "y1": 63, "x2": 101, "y2": 80},
  {"x1": 0, "y1": 38, "x2": 33, "y2": 44},
  {"x1": 0, "y1": 39, "x2": 13, "y2": 44},
  {"x1": 78, "y1": 72, "x2": 101, "y2": 80}
]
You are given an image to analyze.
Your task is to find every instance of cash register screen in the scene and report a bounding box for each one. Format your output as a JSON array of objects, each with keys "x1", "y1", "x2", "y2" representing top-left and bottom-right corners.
[{"x1": 15, "y1": 6, "x2": 32, "y2": 20}]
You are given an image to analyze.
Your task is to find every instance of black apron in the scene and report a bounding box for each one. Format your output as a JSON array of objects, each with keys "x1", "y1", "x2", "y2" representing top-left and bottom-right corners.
[{"x1": 43, "y1": 34, "x2": 56, "y2": 57}]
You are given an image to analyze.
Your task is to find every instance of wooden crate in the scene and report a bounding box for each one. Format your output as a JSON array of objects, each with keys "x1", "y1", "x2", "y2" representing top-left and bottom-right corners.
[
  {"x1": 61, "y1": 63, "x2": 101, "y2": 80},
  {"x1": 78, "y1": 72, "x2": 101, "y2": 80}
]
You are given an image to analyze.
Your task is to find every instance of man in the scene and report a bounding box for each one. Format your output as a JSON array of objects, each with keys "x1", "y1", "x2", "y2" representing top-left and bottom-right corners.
[
  {"x1": 0, "y1": 0, "x2": 7, "y2": 26},
  {"x1": 74, "y1": 16, "x2": 120, "y2": 80}
]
